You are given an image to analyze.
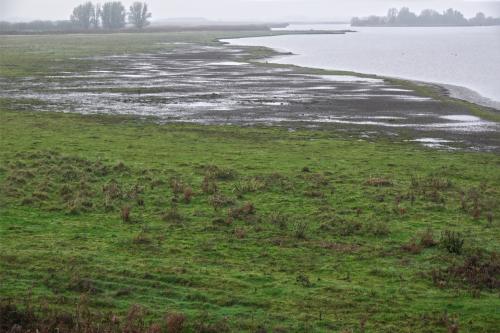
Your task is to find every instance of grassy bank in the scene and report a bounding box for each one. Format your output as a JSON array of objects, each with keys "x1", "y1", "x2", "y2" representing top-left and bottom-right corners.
[
  {"x1": 1, "y1": 109, "x2": 499, "y2": 332},
  {"x1": 1, "y1": 30, "x2": 499, "y2": 332}
]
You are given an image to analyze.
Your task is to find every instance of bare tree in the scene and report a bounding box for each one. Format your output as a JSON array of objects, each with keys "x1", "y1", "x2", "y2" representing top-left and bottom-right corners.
[
  {"x1": 128, "y1": 2, "x2": 152, "y2": 29},
  {"x1": 71, "y1": 2, "x2": 95, "y2": 29},
  {"x1": 101, "y1": 2, "x2": 126, "y2": 30}
]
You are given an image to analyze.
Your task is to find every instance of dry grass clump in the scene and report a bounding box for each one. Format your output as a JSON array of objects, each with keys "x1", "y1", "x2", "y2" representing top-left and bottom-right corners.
[
  {"x1": 365, "y1": 221, "x2": 390, "y2": 237},
  {"x1": 402, "y1": 228, "x2": 437, "y2": 254},
  {"x1": 204, "y1": 164, "x2": 237, "y2": 181},
  {"x1": 401, "y1": 239, "x2": 423, "y2": 254},
  {"x1": 320, "y1": 242, "x2": 360, "y2": 253},
  {"x1": 459, "y1": 186, "x2": 496, "y2": 221},
  {"x1": 431, "y1": 251, "x2": 500, "y2": 291},
  {"x1": 259, "y1": 172, "x2": 292, "y2": 190},
  {"x1": 183, "y1": 187, "x2": 194, "y2": 204},
  {"x1": 166, "y1": 312, "x2": 186, "y2": 333},
  {"x1": 234, "y1": 227, "x2": 247, "y2": 239},
  {"x1": 209, "y1": 193, "x2": 235, "y2": 211},
  {"x1": 301, "y1": 172, "x2": 329, "y2": 187},
  {"x1": 113, "y1": 161, "x2": 129, "y2": 173},
  {"x1": 268, "y1": 212, "x2": 289, "y2": 230},
  {"x1": 411, "y1": 176, "x2": 452, "y2": 192},
  {"x1": 162, "y1": 206, "x2": 184, "y2": 224},
  {"x1": 304, "y1": 190, "x2": 325, "y2": 198},
  {"x1": 228, "y1": 202, "x2": 256, "y2": 222},
  {"x1": 319, "y1": 216, "x2": 363, "y2": 237},
  {"x1": 232, "y1": 177, "x2": 265, "y2": 198},
  {"x1": 419, "y1": 228, "x2": 438, "y2": 248},
  {"x1": 102, "y1": 180, "x2": 122, "y2": 200},
  {"x1": 201, "y1": 176, "x2": 218, "y2": 195},
  {"x1": 121, "y1": 205, "x2": 131, "y2": 223},
  {"x1": 169, "y1": 177, "x2": 186, "y2": 195},
  {"x1": 365, "y1": 177, "x2": 393, "y2": 187}
]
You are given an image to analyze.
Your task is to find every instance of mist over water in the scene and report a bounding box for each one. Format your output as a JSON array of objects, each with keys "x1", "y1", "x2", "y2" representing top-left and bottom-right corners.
[{"x1": 224, "y1": 24, "x2": 500, "y2": 110}]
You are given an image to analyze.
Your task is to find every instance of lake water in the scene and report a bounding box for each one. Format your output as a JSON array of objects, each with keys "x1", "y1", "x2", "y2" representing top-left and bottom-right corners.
[{"x1": 223, "y1": 24, "x2": 500, "y2": 110}]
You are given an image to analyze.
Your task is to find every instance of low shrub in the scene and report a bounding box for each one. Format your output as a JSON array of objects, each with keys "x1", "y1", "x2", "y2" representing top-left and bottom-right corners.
[{"x1": 440, "y1": 230, "x2": 465, "y2": 255}]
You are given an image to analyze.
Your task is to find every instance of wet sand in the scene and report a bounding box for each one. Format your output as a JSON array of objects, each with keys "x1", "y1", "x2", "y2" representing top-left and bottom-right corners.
[{"x1": 0, "y1": 38, "x2": 499, "y2": 152}]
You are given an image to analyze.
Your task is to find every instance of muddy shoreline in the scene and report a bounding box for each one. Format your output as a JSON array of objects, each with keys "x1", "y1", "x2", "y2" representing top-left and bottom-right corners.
[{"x1": 1, "y1": 30, "x2": 499, "y2": 152}]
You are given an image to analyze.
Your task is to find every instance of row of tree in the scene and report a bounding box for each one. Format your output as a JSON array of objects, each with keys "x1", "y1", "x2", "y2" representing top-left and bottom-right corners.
[
  {"x1": 352, "y1": 7, "x2": 500, "y2": 27},
  {"x1": 71, "y1": 1, "x2": 152, "y2": 29},
  {"x1": 0, "y1": 1, "x2": 151, "y2": 33},
  {"x1": 0, "y1": 20, "x2": 78, "y2": 32}
]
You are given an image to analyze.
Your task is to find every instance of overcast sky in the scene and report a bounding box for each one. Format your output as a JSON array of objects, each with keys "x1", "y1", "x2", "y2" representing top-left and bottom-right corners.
[{"x1": 1, "y1": 0, "x2": 499, "y2": 22}]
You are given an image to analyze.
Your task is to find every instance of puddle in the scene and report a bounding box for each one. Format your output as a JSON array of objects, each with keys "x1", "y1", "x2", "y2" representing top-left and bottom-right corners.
[
  {"x1": 381, "y1": 88, "x2": 412, "y2": 92},
  {"x1": 413, "y1": 138, "x2": 454, "y2": 143},
  {"x1": 440, "y1": 115, "x2": 482, "y2": 122},
  {"x1": 208, "y1": 61, "x2": 249, "y2": 66}
]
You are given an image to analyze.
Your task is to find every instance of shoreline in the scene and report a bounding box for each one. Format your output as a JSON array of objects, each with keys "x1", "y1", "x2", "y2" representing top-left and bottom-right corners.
[
  {"x1": 1, "y1": 30, "x2": 499, "y2": 152},
  {"x1": 220, "y1": 32, "x2": 500, "y2": 114}
]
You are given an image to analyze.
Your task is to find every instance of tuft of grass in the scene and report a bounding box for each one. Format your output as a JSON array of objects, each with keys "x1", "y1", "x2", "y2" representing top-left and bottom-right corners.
[
  {"x1": 293, "y1": 221, "x2": 308, "y2": 239},
  {"x1": 204, "y1": 164, "x2": 237, "y2": 181},
  {"x1": 166, "y1": 312, "x2": 186, "y2": 333},
  {"x1": 183, "y1": 187, "x2": 194, "y2": 204},
  {"x1": 268, "y1": 212, "x2": 288, "y2": 230},
  {"x1": 419, "y1": 228, "x2": 438, "y2": 248},
  {"x1": 162, "y1": 206, "x2": 183, "y2": 224},
  {"x1": 201, "y1": 176, "x2": 218, "y2": 195},
  {"x1": 121, "y1": 205, "x2": 131, "y2": 223}
]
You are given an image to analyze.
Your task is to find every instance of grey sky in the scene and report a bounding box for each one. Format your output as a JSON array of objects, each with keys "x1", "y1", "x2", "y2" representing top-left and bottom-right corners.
[{"x1": 1, "y1": 0, "x2": 499, "y2": 22}]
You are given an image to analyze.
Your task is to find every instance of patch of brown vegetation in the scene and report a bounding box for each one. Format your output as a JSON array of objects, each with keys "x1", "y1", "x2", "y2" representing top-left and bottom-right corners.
[
  {"x1": 365, "y1": 177, "x2": 393, "y2": 187},
  {"x1": 431, "y1": 251, "x2": 500, "y2": 291}
]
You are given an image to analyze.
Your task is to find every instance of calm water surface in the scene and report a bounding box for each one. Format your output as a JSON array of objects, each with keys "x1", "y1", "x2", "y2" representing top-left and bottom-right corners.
[{"x1": 224, "y1": 24, "x2": 500, "y2": 109}]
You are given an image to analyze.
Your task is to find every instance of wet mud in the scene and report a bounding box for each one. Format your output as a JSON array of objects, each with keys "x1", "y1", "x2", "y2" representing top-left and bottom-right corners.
[{"x1": 1, "y1": 42, "x2": 498, "y2": 151}]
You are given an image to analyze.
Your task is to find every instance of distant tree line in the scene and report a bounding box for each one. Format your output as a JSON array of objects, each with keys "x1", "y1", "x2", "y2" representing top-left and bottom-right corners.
[
  {"x1": 0, "y1": 1, "x2": 151, "y2": 33},
  {"x1": 352, "y1": 7, "x2": 500, "y2": 27}
]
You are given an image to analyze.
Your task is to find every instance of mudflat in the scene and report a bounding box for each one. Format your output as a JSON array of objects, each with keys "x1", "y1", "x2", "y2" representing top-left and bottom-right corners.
[{"x1": 1, "y1": 31, "x2": 499, "y2": 151}]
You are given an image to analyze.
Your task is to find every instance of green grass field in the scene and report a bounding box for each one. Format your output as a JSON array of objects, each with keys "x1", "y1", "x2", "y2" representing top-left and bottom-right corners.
[{"x1": 0, "y1": 32, "x2": 499, "y2": 332}]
